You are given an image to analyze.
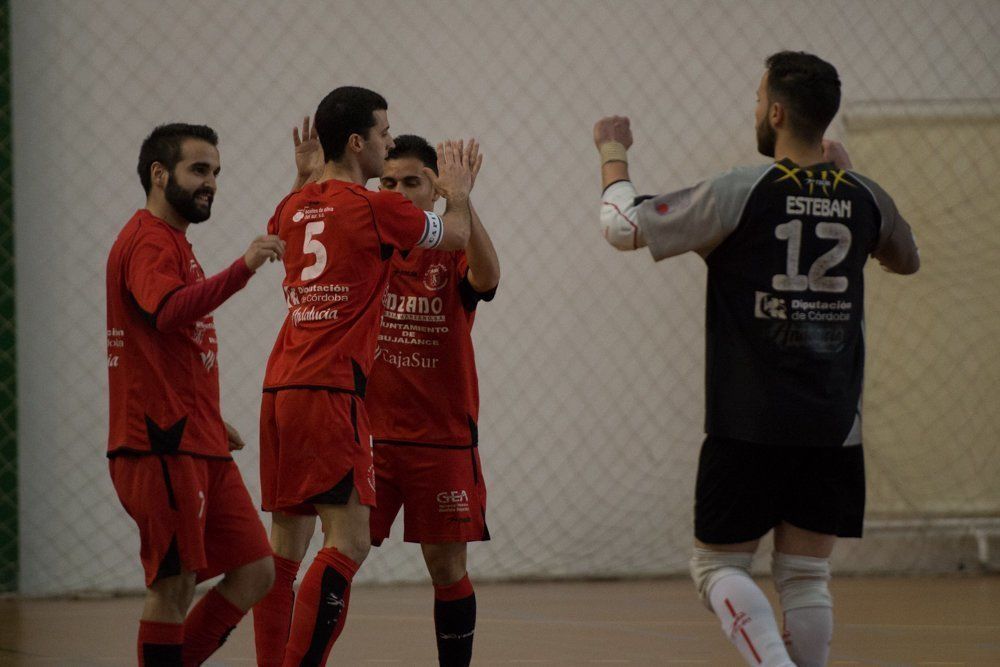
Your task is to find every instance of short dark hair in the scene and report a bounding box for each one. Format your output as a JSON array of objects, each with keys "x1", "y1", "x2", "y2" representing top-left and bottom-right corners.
[
  {"x1": 314, "y1": 86, "x2": 388, "y2": 162},
  {"x1": 137, "y1": 123, "x2": 218, "y2": 195},
  {"x1": 387, "y1": 134, "x2": 438, "y2": 174},
  {"x1": 765, "y1": 51, "x2": 841, "y2": 141}
]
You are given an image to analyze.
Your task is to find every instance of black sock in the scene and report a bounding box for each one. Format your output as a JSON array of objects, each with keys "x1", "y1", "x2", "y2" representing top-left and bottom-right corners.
[{"x1": 434, "y1": 575, "x2": 476, "y2": 667}]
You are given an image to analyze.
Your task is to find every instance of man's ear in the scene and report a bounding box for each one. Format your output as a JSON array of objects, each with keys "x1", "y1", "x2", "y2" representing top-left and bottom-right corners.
[
  {"x1": 150, "y1": 162, "x2": 168, "y2": 190},
  {"x1": 769, "y1": 102, "x2": 785, "y2": 130},
  {"x1": 347, "y1": 133, "x2": 364, "y2": 154}
]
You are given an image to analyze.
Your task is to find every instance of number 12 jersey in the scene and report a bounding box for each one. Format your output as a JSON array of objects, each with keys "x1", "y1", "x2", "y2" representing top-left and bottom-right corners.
[{"x1": 628, "y1": 159, "x2": 905, "y2": 447}]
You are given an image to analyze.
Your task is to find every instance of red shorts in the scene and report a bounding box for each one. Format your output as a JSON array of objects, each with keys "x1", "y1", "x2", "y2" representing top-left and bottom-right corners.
[
  {"x1": 260, "y1": 389, "x2": 376, "y2": 514},
  {"x1": 109, "y1": 454, "x2": 271, "y2": 588},
  {"x1": 369, "y1": 442, "x2": 488, "y2": 545}
]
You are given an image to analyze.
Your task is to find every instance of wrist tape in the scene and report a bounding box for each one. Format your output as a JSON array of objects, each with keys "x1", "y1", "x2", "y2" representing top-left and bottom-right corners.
[{"x1": 599, "y1": 141, "x2": 628, "y2": 165}]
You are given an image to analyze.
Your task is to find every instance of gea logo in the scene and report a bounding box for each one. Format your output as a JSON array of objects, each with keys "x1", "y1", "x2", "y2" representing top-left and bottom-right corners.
[{"x1": 437, "y1": 490, "x2": 469, "y2": 504}]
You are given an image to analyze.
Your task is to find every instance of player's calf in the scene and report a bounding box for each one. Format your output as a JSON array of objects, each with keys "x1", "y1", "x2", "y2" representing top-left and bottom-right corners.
[
  {"x1": 422, "y1": 543, "x2": 475, "y2": 667},
  {"x1": 690, "y1": 547, "x2": 795, "y2": 667},
  {"x1": 183, "y1": 556, "x2": 274, "y2": 666},
  {"x1": 772, "y1": 552, "x2": 833, "y2": 667},
  {"x1": 254, "y1": 513, "x2": 314, "y2": 666},
  {"x1": 281, "y1": 495, "x2": 370, "y2": 665},
  {"x1": 139, "y1": 572, "x2": 197, "y2": 666}
]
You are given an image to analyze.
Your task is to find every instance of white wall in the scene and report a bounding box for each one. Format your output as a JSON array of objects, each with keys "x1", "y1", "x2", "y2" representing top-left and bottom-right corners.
[{"x1": 12, "y1": 0, "x2": 1000, "y2": 594}]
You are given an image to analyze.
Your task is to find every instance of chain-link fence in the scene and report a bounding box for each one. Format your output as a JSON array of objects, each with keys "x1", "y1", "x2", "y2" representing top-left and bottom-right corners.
[{"x1": 10, "y1": 0, "x2": 1000, "y2": 595}]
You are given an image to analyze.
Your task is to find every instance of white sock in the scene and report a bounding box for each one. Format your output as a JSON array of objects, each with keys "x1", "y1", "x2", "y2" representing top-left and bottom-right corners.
[
  {"x1": 783, "y1": 606, "x2": 832, "y2": 667},
  {"x1": 708, "y1": 572, "x2": 795, "y2": 667}
]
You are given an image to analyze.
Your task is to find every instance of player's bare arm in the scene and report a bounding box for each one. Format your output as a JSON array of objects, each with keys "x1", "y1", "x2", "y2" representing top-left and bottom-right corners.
[
  {"x1": 594, "y1": 115, "x2": 633, "y2": 189},
  {"x1": 462, "y1": 139, "x2": 500, "y2": 291},
  {"x1": 873, "y1": 214, "x2": 920, "y2": 274},
  {"x1": 427, "y1": 139, "x2": 473, "y2": 251},
  {"x1": 594, "y1": 115, "x2": 647, "y2": 251},
  {"x1": 290, "y1": 115, "x2": 324, "y2": 192}
]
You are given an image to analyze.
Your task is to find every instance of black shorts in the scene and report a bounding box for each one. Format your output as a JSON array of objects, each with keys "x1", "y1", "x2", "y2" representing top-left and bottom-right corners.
[{"x1": 694, "y1": 435, "x2": 865, "y2": 545}]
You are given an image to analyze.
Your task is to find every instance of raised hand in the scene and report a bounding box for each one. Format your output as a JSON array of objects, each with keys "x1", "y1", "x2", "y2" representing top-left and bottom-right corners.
[
  {"x1": 429, "y1": 139, "x2": 474, "y2": 202},
  {"x1": 244, "y1": 234, "x2": 286, "y2": 271},
  {"x1": 464, "y1": 138, "x2": 484, "y2": 190},
  {"x1": 293, "y1": 115, "x2": 324, "y2": 180},
  {"x1": 822, "y1": 139, "x2": 853, "y2": 170},
  {"x1": 593, "y1": 116, "x2": 633, "y2": 149}
]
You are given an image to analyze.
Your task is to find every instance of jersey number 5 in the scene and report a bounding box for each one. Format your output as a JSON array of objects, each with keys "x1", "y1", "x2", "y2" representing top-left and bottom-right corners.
[
  {"x1": 300, "y1": 221, "x2": 327, "y2": 281},
  {"x1": 772, "y1": 219, "x2": 851, "y2": 293}
]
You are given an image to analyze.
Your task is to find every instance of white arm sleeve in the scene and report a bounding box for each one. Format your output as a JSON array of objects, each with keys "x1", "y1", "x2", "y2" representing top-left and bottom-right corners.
[{"x1": 600, "y1": 181, "x2": 646, "y2": 251}]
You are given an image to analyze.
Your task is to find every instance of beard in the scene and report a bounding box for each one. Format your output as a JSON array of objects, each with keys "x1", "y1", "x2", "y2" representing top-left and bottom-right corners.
[
  {"x1": 165, "y1": 174, "x2": 213, "y2": 223},
  {"x1": 756, "y1": 114, "x2": 776, "y2": 158}
]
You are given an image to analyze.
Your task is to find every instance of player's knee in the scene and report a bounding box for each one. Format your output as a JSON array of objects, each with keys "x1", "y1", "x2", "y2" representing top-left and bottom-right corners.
[
  {"x1": 249, "y1": 555, "x2": 276, "y2": 602},
  {"x1": 148, "y1": 573, "x2": 197, "y2": 617},
  {"x1": 425, "y1": 557, "x2": 466, "y2": 586},
  {"x1": 689, "y1": 547, "x2": 753, "y2": 610},
  {"x1": 223, "y1": 555, "x2": 275, "y2": 606},
  {"x1": 337, "y1": 534, "x2": 371, "y2": 566},
  {"x1": 771, "y1": 552, "x2": 832, "y2": 610}
]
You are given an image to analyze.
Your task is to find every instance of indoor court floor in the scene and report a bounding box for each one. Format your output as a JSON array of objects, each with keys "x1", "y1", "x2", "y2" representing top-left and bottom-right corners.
[{"x1": 1, "y1": 576, "x2": 998, "y2": 665}]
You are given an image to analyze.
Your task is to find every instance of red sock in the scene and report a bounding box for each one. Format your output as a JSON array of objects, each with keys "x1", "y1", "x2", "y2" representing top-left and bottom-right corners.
[
  {"x1": 138, "y1": 620, "x2": 184, "y2": 666},
  {"x1": 282, "y1": 547, "x2": 359, "y2": 667},
  {"x1": 253, "y1": 554, "x2": 302, "y2": 667},
  {"x1": 182, "y1": 587, "x2": 245, "y2": 666}
]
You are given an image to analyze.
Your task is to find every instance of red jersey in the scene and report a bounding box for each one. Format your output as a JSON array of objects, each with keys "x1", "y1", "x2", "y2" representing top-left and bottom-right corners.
[
  {"x1": 263, "y1": 180, "x2": 431, "y2": 393},
  {"x1": 106, "y1": 210, "x2": 238, "y2": 458},
  {"x1": 365, "y1": 249, "x2": 496, "y2": 445}
]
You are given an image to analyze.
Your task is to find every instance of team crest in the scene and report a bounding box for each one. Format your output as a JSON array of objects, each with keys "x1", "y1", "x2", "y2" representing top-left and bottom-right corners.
[{"x1": 423, "y1": 263, "x2": 448, "y2": 291}]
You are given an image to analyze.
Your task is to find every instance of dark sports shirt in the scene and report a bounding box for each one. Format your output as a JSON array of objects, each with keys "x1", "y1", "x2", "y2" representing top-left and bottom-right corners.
[{"x1": 633, "y1": 159, "x2": 904, "y2": 447}]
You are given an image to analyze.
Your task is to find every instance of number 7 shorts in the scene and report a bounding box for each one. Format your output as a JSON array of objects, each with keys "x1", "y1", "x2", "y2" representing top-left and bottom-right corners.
[{"x1": 109, "y1": 454, "x2": 272, "y2": 587}]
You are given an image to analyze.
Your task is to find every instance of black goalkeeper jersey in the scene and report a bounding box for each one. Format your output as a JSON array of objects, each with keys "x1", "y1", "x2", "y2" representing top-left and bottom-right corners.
[{"x1": 636, "y1": 159, "x2": 904, "y2": 447}]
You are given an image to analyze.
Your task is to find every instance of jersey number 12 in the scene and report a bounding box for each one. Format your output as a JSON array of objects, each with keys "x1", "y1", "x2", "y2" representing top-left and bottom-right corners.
[{"x1": 772, "y1": 219, "x2": 851, "y2": 293}]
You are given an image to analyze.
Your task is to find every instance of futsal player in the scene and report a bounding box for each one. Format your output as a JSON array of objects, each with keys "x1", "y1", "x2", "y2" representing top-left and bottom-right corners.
[
  {"x1": 106, "y1": 123, "x2": 283, "y2": 665},
  {"x1": 266, "y1": 129, "x2": 496, "y2": 667},
  {"x1": 368, "y1": 134, "x2": 497, "y2": 667},
  {"x1": 252, "y1": 87, "x2": 475, "y2": 666},
  {"x1": 593, "y1": 52, "x2": 919, "y2": 666}
]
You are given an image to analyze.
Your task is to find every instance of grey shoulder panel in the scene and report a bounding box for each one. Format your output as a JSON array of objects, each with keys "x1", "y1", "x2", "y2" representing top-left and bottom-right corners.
[
  {"x1": 849, "y1": 172, "x2": 896, "y2": 245},
  {"x1": 709, "y1": 163, "x2": 775, "y2": 235},
  {"x1": 635, "y1": 163, "x2": 774, "y2": 261}
]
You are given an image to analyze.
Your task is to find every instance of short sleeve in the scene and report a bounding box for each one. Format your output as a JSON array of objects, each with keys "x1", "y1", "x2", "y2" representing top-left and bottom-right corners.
[
  {"x1": 636, "y1": 164, "x2": 769, "y2": 260},
  {"x1": 370, "y1": 190, "x2": 428, "y2": 251},
  {"x1": 636, "y1": 179, "x2": 724, "y2": 260},
  {"x1": 456, "y1": 251, "x2": 497, "y2": 311},
  {"x1": 267, "y1": 191, "x2": 296, "y2": 236},
  {"x1": 852, "y1": 172, "x2": 901, "y2": 254},
  {"x1": 125, "y1": 227, "x2": 185, "y2": 316}
]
